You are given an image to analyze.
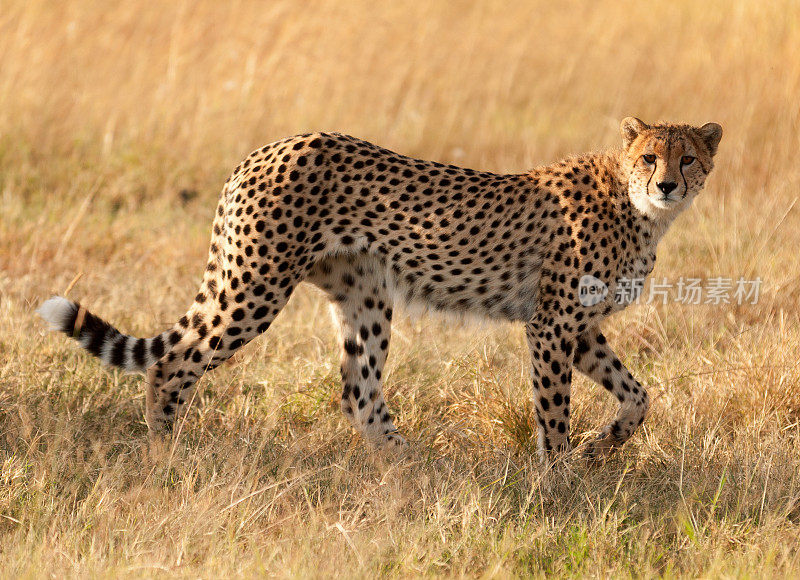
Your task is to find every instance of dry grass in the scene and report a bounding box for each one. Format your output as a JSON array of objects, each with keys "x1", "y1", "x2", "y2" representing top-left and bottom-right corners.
[{"x1": 2, "y1": 0, "x2": 800, "y2": 577}]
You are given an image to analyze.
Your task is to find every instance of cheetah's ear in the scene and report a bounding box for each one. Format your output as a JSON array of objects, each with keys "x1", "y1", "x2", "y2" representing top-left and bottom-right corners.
[
  {"x1": 697, "y1": 123, "x2": 723, "y2": 157},
  {"x1": 620, "y1": 117, "x2": 649, "y2": 149}
]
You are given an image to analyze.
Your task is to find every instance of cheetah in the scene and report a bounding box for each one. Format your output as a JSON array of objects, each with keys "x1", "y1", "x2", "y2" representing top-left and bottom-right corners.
[{"x1": 38, "y1": 117, "x2": 722, "y2": 458}]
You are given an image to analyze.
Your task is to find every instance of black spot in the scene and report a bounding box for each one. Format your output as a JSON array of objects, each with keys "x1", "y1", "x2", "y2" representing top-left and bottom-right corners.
[{"x1": 344, "y1": 339, "x2": 358, "y2": 356}]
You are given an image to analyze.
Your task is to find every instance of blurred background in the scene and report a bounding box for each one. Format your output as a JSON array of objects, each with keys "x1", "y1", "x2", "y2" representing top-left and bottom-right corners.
[{"x1": 2, "y1": 1, "x2": 800, "y2": 576}]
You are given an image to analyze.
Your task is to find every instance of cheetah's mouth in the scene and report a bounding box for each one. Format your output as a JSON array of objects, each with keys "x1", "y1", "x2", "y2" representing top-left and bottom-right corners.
[{"x1": 649, "y1": 190, "x2": 685, "y2": 209}]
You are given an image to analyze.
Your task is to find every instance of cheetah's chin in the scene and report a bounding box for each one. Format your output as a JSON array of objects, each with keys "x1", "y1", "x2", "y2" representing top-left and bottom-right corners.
[
  {"x1": 648, "y1": 195, "x2": 684, "y2": 210},
  {"x1": 630, "y1": 193, "x2": 689, "y2": 221}
]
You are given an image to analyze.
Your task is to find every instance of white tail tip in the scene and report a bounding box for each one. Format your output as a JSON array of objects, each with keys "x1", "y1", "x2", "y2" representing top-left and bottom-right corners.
[{"x1": 37, "y1": 296, "x2": 76, "y2": 331}]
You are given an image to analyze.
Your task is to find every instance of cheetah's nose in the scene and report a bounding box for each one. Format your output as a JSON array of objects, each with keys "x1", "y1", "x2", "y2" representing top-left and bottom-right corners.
[{"x1": 657, "y1": 182, "x2": 678, "y2": 195}]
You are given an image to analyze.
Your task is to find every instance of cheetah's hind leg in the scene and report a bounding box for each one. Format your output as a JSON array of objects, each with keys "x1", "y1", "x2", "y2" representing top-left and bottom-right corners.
[
  {"x1": 143, "y1": 265, "x2": 303, "y2": 435},
  {"x1": 308, "y1": 254, "x2": 405, "y2": 452}
]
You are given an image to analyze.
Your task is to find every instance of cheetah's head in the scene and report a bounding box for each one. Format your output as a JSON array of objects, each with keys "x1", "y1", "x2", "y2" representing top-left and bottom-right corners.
[{"x1": 620, "y1": 117, "x2": 722, "y2": 221}]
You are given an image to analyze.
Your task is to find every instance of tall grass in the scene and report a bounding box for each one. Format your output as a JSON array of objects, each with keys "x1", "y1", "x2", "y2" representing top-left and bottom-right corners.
[{"x1": 1, "y1": 0, "x2": 800, "y2": 576}]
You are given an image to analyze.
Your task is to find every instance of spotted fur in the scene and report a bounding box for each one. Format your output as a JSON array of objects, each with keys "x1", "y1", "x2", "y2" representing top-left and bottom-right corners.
[{"x1": 39, "y1": 118, "x2": 722, "y2": 458}]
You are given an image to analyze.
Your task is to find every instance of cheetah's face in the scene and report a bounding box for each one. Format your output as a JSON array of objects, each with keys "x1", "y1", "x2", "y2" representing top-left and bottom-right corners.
[{"x1": 620, "y1": 117, "x2": 722, "y2": 220}]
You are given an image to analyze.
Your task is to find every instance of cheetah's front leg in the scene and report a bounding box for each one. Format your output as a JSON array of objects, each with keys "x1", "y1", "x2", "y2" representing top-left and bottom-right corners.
[
  {"x1": 573, "y1": 326, "x2": 650, "y2": 458},
  {"x1": 525, "y1": 323, "x2": 575, "y2": 459}
]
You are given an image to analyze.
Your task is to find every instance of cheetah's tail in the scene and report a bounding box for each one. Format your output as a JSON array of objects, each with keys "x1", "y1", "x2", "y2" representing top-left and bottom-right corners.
[{"x1": 37, "y1": 296, "x2": 176, "y2": 373}]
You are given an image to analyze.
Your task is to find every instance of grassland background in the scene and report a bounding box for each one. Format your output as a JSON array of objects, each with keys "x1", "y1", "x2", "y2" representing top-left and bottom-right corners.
[{"x1": 1, "y1": 0, "x2": 800, "y2": 577}]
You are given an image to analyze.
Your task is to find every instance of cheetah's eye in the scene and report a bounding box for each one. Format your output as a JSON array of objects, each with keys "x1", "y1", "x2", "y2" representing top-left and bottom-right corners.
[
  {"x1": 642, "y1": 154, "x2": 656, "y2": 164},
  {"x1": 681, "y1": 155, "x2": 695, "y2": 166}
]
